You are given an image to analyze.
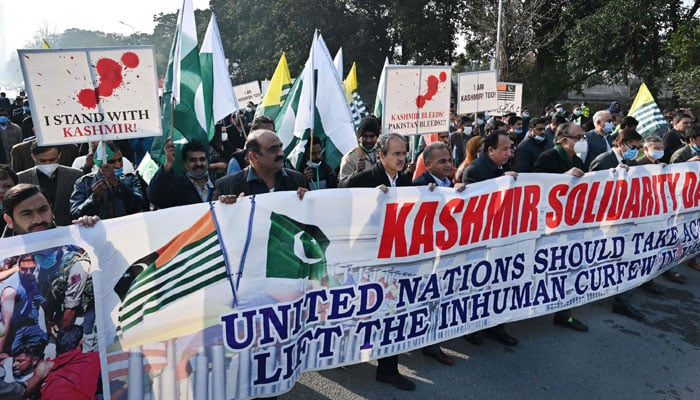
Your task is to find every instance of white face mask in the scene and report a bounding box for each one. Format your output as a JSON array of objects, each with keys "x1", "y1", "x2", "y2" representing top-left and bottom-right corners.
[
  {"x1": 36, "y1": 163, "x2": 59, "y2": 177},
  {"x1": 650, "y1": 149, "x2": 664, "y2": 160},
  {"x1": 463, "y1": 126, "x2": 473, "y2": 135},
  {"x1": 221, "y1": 132, "x2": 228, "y2": 142},
  {"x1": 573, "y1": 139, "x2": 588, "y2": 154}
]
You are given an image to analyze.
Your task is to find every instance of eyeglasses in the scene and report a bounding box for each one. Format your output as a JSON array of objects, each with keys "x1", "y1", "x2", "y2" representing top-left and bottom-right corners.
[
  {"x1": 265, "y1": 144, "x2": 282, "y2": 154},
  {"x1": 107, "y1": 157, "x2": 123, "y2": 164}
]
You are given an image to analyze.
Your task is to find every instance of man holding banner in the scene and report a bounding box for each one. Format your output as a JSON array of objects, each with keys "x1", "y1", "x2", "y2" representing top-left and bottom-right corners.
[{"x1": 340, "y1": 132, "x2": 416, "y2": 391}]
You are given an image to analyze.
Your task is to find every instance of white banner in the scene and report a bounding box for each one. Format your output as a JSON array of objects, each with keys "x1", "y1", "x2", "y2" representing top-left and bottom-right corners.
[
  {"x1": 233, "y1": 80, "x2": 262, "y2": 107},
  {"x1": 19, "y1": 47, "x2": 162, "y2": 145},
  {"x1": 486, "y1": 82, "x2": 523, "y2": 116},
  {"x1": 382, "y1": 65, "x2": 451, "y2": 135},
  {"x1": 1, "y1": 164, "x2": 699, "y2": 399},
  {"x1": 457, "y1": 70, "x2": 498, "y2": 114}
]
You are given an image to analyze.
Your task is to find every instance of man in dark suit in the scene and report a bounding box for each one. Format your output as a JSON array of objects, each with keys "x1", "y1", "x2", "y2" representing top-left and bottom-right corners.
[
  {"x1": 635, "y1": 135, "x2": 665, "y2": 166},
  {"x1": 582, "y1": 110, "x2": 616, "y2": 170},
  {"x1": 215, "y1": 129, "x2": 306, "y2": 201},
  {"x1": 670, "y1": 125, "x2": 700, "y2": 164},
  {"x1": 148, "y1": 139, "x2": 214, "y2": 209},
  {"x1": 11, "y1": 140, "x2": 79, "y2": 173},
  {"x1": 17, "y1": 144, "x2": 83, "y2": 226},
  {"x1": 516, "y1": 117, "x2": 550, "y2": 172},
  {"x1": 661, "y1": 112, "x2": 692, "y2": 163},
  {"x1": 339, "y1": 132, "x2": 415, "y2": 391},
  {"x1": 461, "y1": 131, "x2": 521, "y2": 346},
  {"x1": 533, "y1": 123, "x2": 590, "y2": 332},
  {"x1": 589, "y1": 128, "x2": 643, "y2": 171},
  {"x1": 589, "y1": 128, "x2": 646, "y2": 320}
]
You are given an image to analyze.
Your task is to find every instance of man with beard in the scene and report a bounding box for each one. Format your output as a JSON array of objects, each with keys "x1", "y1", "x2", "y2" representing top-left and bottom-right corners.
[
  {"x1": 2, "y1": 185, "x2": 98, "y2": 338},
  {"x1": 148, "y1": 139, "x2": 214, "y2": 208}
]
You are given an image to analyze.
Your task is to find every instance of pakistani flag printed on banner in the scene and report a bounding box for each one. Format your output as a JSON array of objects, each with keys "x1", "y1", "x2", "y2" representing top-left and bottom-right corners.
[
  {"x1": 629, "y1": 82, "x2": 670, "y2": 137},
  {"x1": 115, "y1": 211, "x2": 227, "y2": 341},
  {"x1": 266, "y1": 212, "x2": 338, "y2": 285}
]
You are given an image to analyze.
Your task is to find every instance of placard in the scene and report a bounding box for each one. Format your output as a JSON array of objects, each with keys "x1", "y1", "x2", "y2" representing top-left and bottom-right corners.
[{"x1": 456, "y1": 70, "x2": 498, "y2": 114}]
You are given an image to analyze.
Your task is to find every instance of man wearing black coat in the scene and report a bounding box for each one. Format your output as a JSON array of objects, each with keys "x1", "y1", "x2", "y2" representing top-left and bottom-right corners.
[
  {"x1": 215, "y1": 129, "x2": 306, "y2": 200},
  {"x1": 339, "y1": 132, "x2": 416, "y2": 391},
  {"x1": 589, "y1": 128, "x2": 643, "y2": 171},
  {"x1": 661, "y1": 112, "x2": 692, "y2": 163},
  {"x1": 516, "y1": 117, "x2": 550, "y2": 172},
  {"x1": 148, "y1": 139, "x2": 214, "y2": 209}
]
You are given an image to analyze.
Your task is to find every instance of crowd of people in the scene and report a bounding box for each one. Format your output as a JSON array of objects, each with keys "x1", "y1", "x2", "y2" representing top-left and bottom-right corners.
[{"x1": 0, "y1": 92, "x2": 698, "y2": 396}]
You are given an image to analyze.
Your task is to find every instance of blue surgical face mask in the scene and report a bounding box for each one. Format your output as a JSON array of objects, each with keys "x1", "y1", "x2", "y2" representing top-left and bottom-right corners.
[
  {"x1": 114, "y1": 167, "x2": 124, "y2": 177},
  {"x1": 574, "y1": 110, "x2": 582, "y2": 116},
  {"x1": 306, "y1": 160, "x2": 321, "y2": 168},
  {"x1": 514, "y1": 129, "x2": 523, "y2": 135},
  {"x1": 650, "y1": 149, "x2": 664, "y2": 160},
  {"x1": 623, "y1": 147, "x2": 638, "y2": 160},
  {"x1": 522, "y1": 113, "x2": 530, "y2": 119},
  {"x1": 604, "y1": 121, "x2": 615, "y2": 134},
  {"x1": 533, "y1": 135, "x2": 545, "y2": 143},
  {"x1": 476, "y1": 118, "x2": 484, "y2": 125},
  {"x1": 22, "y1": 106, "x2": 30, "y2": 113},
  {"x1": 692, "y1": 143, "x2": 700, "y2": 153},
  {"x1": 186, "y1": 169, "x2": 209, "y2": 180},
  {"x1": 556, "y1": 107, "x2": 565, "y2": 113}
]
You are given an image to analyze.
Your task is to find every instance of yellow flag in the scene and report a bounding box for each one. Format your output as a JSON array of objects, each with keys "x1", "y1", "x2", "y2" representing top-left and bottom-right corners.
[
  {"x1": 343, "y1": 62, "x2": 359, "y2": 104},
  {"x1": 41, "y1": 39, "x2": 51, "y2": 49},
  {"x1": 256, "y1": 53, "x2": 292, "y2": 120}
]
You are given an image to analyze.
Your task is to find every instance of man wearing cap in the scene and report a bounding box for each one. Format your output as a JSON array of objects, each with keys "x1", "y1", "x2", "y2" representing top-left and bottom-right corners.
[{"x1": 339, "y1": 116, "x2": 380, "y2": 181}]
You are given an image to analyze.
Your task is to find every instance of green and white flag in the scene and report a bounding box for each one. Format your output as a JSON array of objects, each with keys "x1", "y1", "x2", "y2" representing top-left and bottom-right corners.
[
  {"x1": 151, "y1": 0, "x2": 208, "y2": 165},
  {"x1": 266, "y1": 211, "x2": 336, "y2": 284},
  {"x1": 200, "y1": 13, "x2": 238, "y2": 127},
  {"x1": 274, "y1": 33, "x2": 356, "y2": 170},
  {"x1": 333, "y1": 47, "x2": 343, "y2": 81},
  {"x1": 93, "y1": 141, "x2": 115, "y2": 167},
  {"x1": 373, "y1": 57, "x2": 389, "y2": 118}
]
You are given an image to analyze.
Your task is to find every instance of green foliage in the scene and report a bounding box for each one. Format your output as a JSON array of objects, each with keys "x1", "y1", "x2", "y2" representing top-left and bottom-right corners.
[{"x1": 666, "y1": 18, "x2": 700, "y2": 108}]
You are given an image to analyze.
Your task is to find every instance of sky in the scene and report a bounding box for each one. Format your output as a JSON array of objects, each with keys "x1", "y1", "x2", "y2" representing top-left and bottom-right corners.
[{"x1": 1, "y1": 0, "x2": 210, "y2": 59}]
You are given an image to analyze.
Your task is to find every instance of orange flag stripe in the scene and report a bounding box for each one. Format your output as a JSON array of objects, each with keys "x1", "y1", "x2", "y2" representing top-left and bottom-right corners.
[{"x1": 155, "y1": 211, "x2": 217, "y2": 269}]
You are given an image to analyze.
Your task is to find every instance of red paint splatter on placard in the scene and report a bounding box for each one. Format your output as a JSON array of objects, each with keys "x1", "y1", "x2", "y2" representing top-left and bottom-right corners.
[
  {"x1": 415, "y1": 72, "x2": 448, "y2": 109},
  {"x1": 76, "y1": 51, "x2": 140, "y2": 109},
  {"x1": 121, "y1": 52, "x2": 140, "y2": 68},
  {"x1": 96, "y1": 58, "x2": 123, "y2": 96},
  {"x1": 78, "y1": 88, "x2": 99, "y2": 109}
]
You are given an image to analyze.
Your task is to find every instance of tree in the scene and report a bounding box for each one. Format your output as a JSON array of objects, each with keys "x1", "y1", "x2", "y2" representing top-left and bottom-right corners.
[{"x1": 666, "y1": 18, "x2": 700, "y2": 108}]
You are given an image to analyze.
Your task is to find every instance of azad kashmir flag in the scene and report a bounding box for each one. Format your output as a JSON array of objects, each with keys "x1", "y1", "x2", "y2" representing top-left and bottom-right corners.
[
  {"x1": 344, "y1": 62, "x2": 369, "y2": 128},
  {"x1": 200, "y1": 13, "x2": 239, "y2": 125},
  {"x1": 373, "y1": 57, "x2": 389, "y2": 119},
  {"x1": 114, "y1": 211, "x2": 228, "y2": 348},
  {"x1": 274, "y1": 33, "x2": 356, "y2": 170},
  {"x1": 629, "y1": 82, "x2": 670, "y2": 137},
  {"x1": 151, "y1": 0, "x2": 209, "y2": 166},
  {"x1": 255, "y1": 53, "x2": 293, "y2": 120}
]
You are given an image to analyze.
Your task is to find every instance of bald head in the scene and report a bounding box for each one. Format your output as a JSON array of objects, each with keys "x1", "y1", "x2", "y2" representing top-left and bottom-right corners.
[{"x1": 245, "y1": 129, "x2": 285, "y2": 173}]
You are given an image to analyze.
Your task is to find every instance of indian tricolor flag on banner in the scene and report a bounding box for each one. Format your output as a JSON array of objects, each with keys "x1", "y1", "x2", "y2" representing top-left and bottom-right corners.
[
  {"x1": 255, "y1": 53, "x2": 293, "y2": 120},
  {"x1": 629, "y1": 82, "x2": 670, "y2": 137},
  {"x1": 114, "y1": 211, "x2": 227, "y2": 348}
]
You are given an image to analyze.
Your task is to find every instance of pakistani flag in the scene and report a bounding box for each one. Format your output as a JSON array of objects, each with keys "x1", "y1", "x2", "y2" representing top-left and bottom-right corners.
[
  {"x1": 200, "y1": 13, "x2": 238, "y2": 127},
  {"x1": 629, "y1": 83, "x2": 670, "y2": 137},
  {"x1": 151, "y1": 0, "x2": 209, "y2": 165},
  {"x1": 255, "y1": 53, "x2": 293, "y2": 120},
  {"x1": 266, "y1": 212, "x2": 337, "y2": 285},
  {"x1": 115, "y1": 212, "x2": 227, "y2": 343},
  {"x1": 333, "y1": 47, "x2": 344, "y2": 81},
  {"x1": 373, "y1": 57, "x2": 389, "y2": 119},
  {"x1": 93, "y1": 141, "x2": 115, "y2": 166},
  {"x1": 274, "y1": 33, "x2": 356, "y2": 170},
  {"x1": 344, "y1": 62, "x2": 369, "y2": 128}
]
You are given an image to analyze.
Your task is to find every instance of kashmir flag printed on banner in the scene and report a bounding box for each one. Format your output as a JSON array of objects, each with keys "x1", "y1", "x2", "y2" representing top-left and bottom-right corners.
[
  {"x1": 255, "y1": 53, "x2": 293, "y2": 120},
  {"x1": 266, "y1": 212, "x2": 337, "y2": 284},
  {"x1": 345, "y1": 62, "x2": 369, "y2": 128},
  {"x1": 114, "y1": 211, "x2": 227, "y2": 347},
  {"x1": 629, "y1": 82, "x2": 670, "y2": 137}
]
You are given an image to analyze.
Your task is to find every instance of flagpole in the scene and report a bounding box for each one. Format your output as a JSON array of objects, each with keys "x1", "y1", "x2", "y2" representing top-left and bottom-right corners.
[{"x1": 170, "y1": 97, "x2": 175, "y2": 141}]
